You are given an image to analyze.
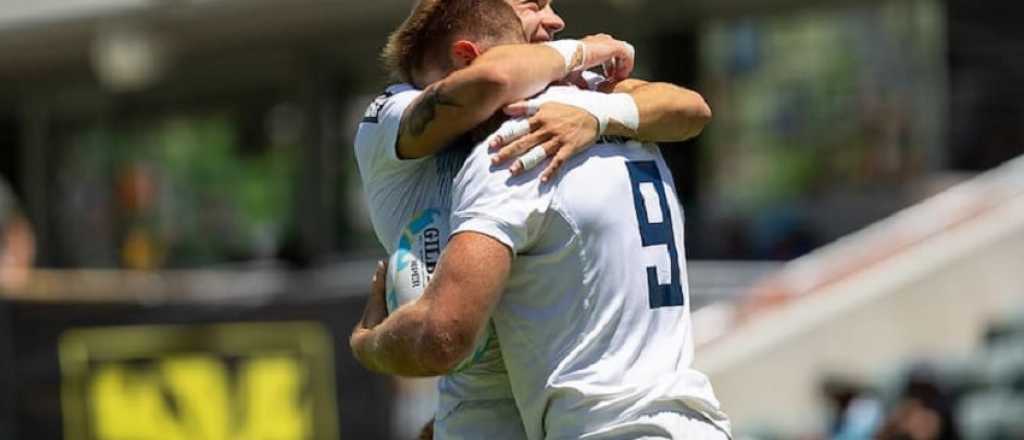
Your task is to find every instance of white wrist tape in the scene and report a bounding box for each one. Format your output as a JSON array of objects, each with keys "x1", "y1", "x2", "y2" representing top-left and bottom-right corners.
[
  {"x1": 543, "y1": 40, "x2": 586, "y2": 74},
  {"x1": 521, "y1": 89, "x2": 638, "y2": 136},
  {"x1": 517, "y1": 146, "x2": 548, "y2": 171},
  {"x1": 602, "y1": 93, "x2": 640, "y2": 134}
]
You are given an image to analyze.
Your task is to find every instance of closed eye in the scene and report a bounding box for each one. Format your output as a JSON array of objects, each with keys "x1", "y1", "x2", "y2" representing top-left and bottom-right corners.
[{"x1": 522, "y1": 0, "x2": 542, "y2": 10}]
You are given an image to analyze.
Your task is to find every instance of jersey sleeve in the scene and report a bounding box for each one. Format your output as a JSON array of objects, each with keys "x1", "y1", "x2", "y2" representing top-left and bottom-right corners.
[
  {"x1": 449, "y1": 128, "x2": 554, "y2": 255},
  {"x1": 353, "y1": 84, "x2": 426, "y2": 181}
]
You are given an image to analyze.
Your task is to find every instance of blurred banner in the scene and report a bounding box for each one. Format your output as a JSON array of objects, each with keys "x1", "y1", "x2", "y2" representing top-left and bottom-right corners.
[
  {"x1": 0, "y1": 295, "x2": 393, "y2": 440},
  {"x1": 60, "y1": 322, "x2": 336, "y2": 440}
]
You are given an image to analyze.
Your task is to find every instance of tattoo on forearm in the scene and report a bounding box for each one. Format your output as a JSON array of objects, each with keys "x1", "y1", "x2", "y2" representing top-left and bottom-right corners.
[
  {"x1": 569, "y1": 45, "x2": 585, "y2": 72},
  {"x1": 407, "y1": 85, "x2": 463, "y2": 137}
]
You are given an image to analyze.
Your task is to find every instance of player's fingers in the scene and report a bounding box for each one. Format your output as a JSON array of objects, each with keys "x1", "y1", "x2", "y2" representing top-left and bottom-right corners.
[
  {"x1": 613, "y1": 43, "x2": 636, "y2": 81},
  {"x1": 493, "y1": 130, "x2": 551, "y2": 165},
  {"x1": 488, "y1": 118, "x2": 531, "y2": 150},
  {"x1": 371, "y1": 260, "x2": 387, "y2": 292},
  {"x1": 622, "y1": 41, "x2": 636, "y2": 59},
  {"x1": 504, "y1": 100, "x2": 541, "y2": 117},
  {"x1": 503, "y1": 101, "x2": 530, "y2": 117},
  {"x1": 614, "y1": 56, "x2": 634, "y2": 81},
  {"x1": 527, "y1": 115, "x2": 543, "y2": 131},
  {"x1": 539, "y1": 146, "x2": 575, "y2": 182},
  {"x1": 366, "y1": 259, "x2": 389, "y2": 323},
  {"x1": 541, "y1": 136, "x2": 565, "y2": 157},
  {"x1": 602, "y1": 59, "x2": 616, "y2": 82},
  {"x1": 512, "y1": 138, "x2": 559, "y2": 176}
]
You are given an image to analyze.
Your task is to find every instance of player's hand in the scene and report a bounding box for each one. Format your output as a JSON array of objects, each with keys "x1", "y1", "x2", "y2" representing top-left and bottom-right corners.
[
  {"x1": 580, "y1": 34, "x2": 635, "y2": 83},
  {"x1": 359, "y1": 260, "x2": 389, "y2": 330},
  {"x1": 489, "y1": 101, "x2": 599, "y2": 182},
  {"x1": 349, "y1": 260, "x2": 388, "y2": 369}
]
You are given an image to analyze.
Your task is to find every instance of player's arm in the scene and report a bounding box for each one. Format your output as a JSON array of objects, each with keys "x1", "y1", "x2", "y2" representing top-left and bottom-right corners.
[
  {"x1": 350, "y1": 233, "x2": 511, "y2": 376},
  {"x1": 603, "y1": 79, "x2": 712, "y2": 142},
  {"x1": 352, "y1": 125, "x2": 548, "y2": 377},
  {"x1": 491, "y1": 81, "x2": 712, "y2": 179},
  {"x1": 395, "y1": 46, "x2": 564, "y2": 160},
  {"x1": 397, "y1": 35, "x2": 637, "y2": 160}
]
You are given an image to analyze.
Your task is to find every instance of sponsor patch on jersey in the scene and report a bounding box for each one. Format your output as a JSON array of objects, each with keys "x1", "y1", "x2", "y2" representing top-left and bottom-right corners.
[{"x1": 361, "y1": 91, "x2": 394, "y2": 124}]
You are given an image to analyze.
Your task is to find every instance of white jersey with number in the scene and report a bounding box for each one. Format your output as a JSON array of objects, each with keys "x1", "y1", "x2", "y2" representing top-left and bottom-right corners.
[
  {"x1": 450, "y1": 100, "x2": 731, "y2": 439},
  {"x1": 353, "y1": 84, "x2": 525, "y2": 440}
]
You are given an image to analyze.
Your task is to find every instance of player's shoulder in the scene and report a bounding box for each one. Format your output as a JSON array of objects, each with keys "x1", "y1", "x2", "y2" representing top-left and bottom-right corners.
[
  {"x1": 354, "y1": 83, "x2": 425, "y2": 172},
  {"x1": 360, "y1": 83, "x2": 420, "y2": 124}
]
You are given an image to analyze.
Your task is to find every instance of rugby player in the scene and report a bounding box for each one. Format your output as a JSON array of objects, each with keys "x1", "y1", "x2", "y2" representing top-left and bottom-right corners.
[
  {"x1": 353, "y1": 0, "x2": 717, "y2": 438},
  {"x1": 351, "y1": 0, "x2": 730, "y2": 439},
  {"x1": 354, "y1": 3, "x2": 638, "y2": 439}
]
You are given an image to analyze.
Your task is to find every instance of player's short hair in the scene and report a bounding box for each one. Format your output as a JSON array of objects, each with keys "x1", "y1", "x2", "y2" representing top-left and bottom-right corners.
[{"x1": 381, "y1": 0, "x2": 526, "y2": 85}]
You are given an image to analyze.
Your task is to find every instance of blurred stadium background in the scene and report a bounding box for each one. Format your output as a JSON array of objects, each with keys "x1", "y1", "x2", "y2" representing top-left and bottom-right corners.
[{"x1": 0, "y1": 0, "x2": 1022, "y2": 439}]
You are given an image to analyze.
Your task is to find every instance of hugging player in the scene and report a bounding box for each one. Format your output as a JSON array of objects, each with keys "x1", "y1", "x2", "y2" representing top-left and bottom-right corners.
[{"x1": 351, "y1": 0, "x2": 727, "y2": 438}]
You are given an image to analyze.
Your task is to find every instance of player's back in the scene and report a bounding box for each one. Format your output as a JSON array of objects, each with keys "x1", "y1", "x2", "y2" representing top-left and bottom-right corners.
[{"x1": 450, "y1": 134, "x2": 730, "y2": 439}]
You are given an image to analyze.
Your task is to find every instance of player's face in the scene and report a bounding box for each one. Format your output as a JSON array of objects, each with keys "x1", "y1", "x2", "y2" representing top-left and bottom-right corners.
[{"x1": 507, "y1": 0, "x2": 565, "y2": 42}]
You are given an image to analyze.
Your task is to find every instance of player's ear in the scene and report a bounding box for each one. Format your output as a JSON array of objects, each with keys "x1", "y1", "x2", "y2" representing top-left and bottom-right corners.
[{"x1": 451, "y1": 40, "x2": 481, "y2": 68}]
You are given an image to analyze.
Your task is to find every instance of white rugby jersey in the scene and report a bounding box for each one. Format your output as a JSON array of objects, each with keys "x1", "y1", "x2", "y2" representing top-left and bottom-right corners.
[
  {"x1": 450, "y1": 106, "x2": 731, "y2": 439},
  {"x1": 353, "y1": 84, "x2": 521, "y2": 435},
  {"x1": 356, "y1": 84, "x2": 449, "y2": 255}
]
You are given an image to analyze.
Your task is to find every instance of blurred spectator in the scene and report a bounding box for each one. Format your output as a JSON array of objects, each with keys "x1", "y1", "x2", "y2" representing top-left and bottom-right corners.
[
  {"x1": 0, "y1": 177, "x2": 35, "y2": 291},
  {"x1": 877, "y1": 365, "x2": 961, "y2": 440},
  {"x1": 822, "y1": 376, "x2": 884, "y2": 440}
]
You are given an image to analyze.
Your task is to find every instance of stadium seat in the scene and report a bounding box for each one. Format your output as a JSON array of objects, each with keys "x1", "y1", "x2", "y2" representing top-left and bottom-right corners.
[
  {"x1": 984, "y1": 306, "x2": 1024, "y2": 347},
  {"x1": 979, "y1": 339, "x2": 1024, "y2": 391},
  {"x1": 956, "y1": 391, "x2": 1024, "y2": 440}
]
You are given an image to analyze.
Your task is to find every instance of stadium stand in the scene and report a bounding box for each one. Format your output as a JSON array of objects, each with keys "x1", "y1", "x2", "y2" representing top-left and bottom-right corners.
[
  {"x1": 842, "y1": 307, "x2": 1024, "y2": 440},
  {"x1": 692, "y1": 155, "x2": 1024, "y2": 437}
]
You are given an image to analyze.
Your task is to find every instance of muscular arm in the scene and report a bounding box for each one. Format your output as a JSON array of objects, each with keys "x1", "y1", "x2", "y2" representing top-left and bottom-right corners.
[
  {"x1": 396, "y1": 44, "x2": 570, "y2": 159},
  {"x1": 492, "y1": 79, "x2": 713, "y2": 176},
  {"x1": 350, "y1": 232, "x2": 511, "y2": 376},
  {"x1": 604, "y1": 79, "x2": 713, "y2": 143}
]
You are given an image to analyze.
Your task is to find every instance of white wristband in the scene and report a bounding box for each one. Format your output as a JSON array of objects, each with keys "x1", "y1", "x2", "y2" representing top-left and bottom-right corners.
[
  {"x1": 603, "y1": 93, "x2": 640, "y2": 134},
  {"x1": 522, "y1": 89, "x2": 638, "y2": 136},
  {"x1": 542, "y1": 40, "x2": 586, "y2": 74}
]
